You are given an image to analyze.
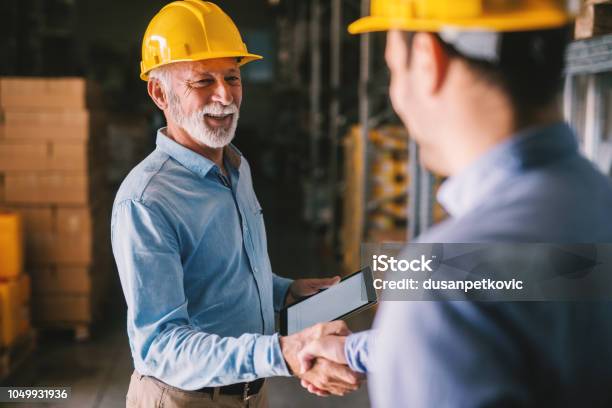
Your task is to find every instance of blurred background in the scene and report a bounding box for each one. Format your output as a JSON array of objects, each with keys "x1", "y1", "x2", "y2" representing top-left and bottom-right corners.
[{"x1": 0, "y1": 0, "x2": 611, "y2": 407}]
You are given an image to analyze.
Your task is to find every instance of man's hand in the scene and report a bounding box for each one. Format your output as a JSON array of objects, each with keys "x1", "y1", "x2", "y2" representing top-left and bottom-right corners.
[
  {"x1": 299, "y1": 358, "x2": 362, "y2": 397},
  {"x1": 296, "y1": 334, "x2": 355, "y2": 397},
  {"x1": 297, "y1": 334, "x2": 348, "y2": 373},
  {"x1": 279, "y1": 321, "x2": 349, "y2": 375},
  {"x1": 285, "y1": 276, "x2": 341, "y2": 305},
  {"x1": 279, "y1": 321, "x2": 361, "y2": 396}
]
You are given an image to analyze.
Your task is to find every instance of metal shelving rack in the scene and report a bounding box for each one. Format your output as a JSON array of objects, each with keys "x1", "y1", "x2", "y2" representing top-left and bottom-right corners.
[
  {"x1": 283, "y1": 2, "x2": 612, "y2": 264},
  {"x1": 355, "y1": 0, "x2": 434, "y2": 242},
  {"x1": 299, "y1": 0, "x2": 364, "y2": 250},
  {"x1": 328, "y1": 0, "x2": 343, "y2": 246},
  {"x1": 356, "y1": 0, "x2": 371, "y2": 246},
  {"x1": 565, "y1": 34, "x2": 612, "y2": 177},
  {"x1": 0, "y1": 0, "x2": 79, "y2": 76}
]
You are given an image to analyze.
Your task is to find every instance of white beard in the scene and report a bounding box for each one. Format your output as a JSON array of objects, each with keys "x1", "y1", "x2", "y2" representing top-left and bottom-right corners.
[{"x1": 168, "y1": 93, "x2": 239, "y2": 149}]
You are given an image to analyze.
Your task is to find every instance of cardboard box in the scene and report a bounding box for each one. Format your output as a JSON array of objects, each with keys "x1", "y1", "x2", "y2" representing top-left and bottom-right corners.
[
  {"x1": 4, "y1": 173, "x2": 89, "y2": 204},
  {"x1": 0, "y1": 140, "x2": 89, "y2": 172},
  {"x1": 3, "y1": 205, "x2": 110, "y2": 266},
  {"x1": 52, "y1": 143, "x2": 89, "y2": 171},
  {"x1": 27, "y1": 230, "x2": 92, "y2": 265},
  {"x1": 5, "y1": 206, "x2": 92, "y2": 235},
  {"x1": 3, "y1": 207, "x2": 54, "y2": 236},
  {"x1": 9, "y1": 142, "x2": 88, "y2": 172},
  {"x1": 0, "y1": 78, "x2": 102, "y2": 109},
  {"x1": 0, "y1": 109, "x2": 105, "y2": 141},
  {"x1": 31, "y1": 266, "x2": 92, "y2": 295},
  {"x1": 0, "y1": 211, "x2": 23, "y2": 279},
  {"x1": 0, "y1": 141, "x2": 47, "y2": 171},
  {"x1": 56, "y1": 207, "x2": 91, "y2": 236},
  {"x1": 26, "y1": 207, "x2": 93, "y2": 265},
  {"x1": 33, "y1": 295, "x2": 92, "y2": 324},
  {"x1": 575, "y1": 1, "x2": 612, "y2": 39}
]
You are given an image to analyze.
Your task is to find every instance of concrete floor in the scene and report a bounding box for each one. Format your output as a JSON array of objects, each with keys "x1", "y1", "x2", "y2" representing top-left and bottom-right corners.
[{"x1": 3, "y1": 180, "x2": 372, "y2": 407}]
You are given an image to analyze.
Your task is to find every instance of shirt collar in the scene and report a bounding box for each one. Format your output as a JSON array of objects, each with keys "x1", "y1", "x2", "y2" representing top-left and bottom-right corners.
[
  {"x1": 155, "y1": 127, "x2": 242, "y2": 179},
  {"x1": 437, "y1": 122, "x2": 578, "y2": 218}
]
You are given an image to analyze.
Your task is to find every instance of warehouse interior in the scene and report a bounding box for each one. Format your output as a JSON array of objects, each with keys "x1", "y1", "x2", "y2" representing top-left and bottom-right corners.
[{"x1": 0, "y1": 0, "x2": 611, "y2": 407}]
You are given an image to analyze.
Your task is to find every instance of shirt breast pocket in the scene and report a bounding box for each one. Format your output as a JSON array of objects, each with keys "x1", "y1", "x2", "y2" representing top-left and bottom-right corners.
[
  {"x1": 249, "y1": 197, "x2": 267, "y2": 250},
  {"x1": 250, "y1": 194, "x2": 263, "y2": 216}
]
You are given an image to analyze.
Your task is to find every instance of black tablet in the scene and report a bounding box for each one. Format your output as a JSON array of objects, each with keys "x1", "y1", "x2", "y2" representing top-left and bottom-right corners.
[{"x1": 279, "y1": 266, "x2": 377, "y2": 335}]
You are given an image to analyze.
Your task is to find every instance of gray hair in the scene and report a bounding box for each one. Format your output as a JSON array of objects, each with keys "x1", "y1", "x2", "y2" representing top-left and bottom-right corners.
[
  {"x1": 148, "y1": 65, "x2": 182, "y2": 118},
  {"x1": 148, "y1": 65, "x2": 173, "y2": 95}
]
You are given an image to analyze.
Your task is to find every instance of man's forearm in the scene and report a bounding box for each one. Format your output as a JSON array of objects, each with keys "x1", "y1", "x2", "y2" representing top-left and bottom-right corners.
[{"x1": 135, "y1": 325, "x2": 291, "y2": 390}]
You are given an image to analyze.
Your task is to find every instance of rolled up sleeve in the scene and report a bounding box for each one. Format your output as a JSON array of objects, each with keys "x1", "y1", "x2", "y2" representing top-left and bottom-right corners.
[
  {"x1": 111, "y1": 199, "x2": 290, "y2": 390},
  {"x1": 344, "y1": 330, "x2": 374, "y2": 374},
  {"x1": 272, "y1": 274, "x2": 293, "y2": 312}
]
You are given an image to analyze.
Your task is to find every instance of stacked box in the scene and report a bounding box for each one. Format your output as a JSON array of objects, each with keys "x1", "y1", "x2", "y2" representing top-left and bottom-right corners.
[
  {"x1": 0, "y1": 211, "x2": 32, "y2": 348},
  {"x1": 0, "y1": 77, "x2": 110, "y2": 330},
  {"x1": 575, "y1": 0, "x2": 612, "y2": 40}
]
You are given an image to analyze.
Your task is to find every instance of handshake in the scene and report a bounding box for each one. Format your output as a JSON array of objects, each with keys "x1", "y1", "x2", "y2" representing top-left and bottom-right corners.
[{"x1": 279, "y1": 321, "x2": 363, "y2": 397}]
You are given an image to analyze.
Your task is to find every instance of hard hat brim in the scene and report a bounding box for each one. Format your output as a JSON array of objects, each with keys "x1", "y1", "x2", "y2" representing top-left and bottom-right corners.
[
  {"x1": 140, "y1": 52, "x2": 263, "y2": 81},
  {"x1": 348, "y1": 9, "x2": 572, "y2": 35}
]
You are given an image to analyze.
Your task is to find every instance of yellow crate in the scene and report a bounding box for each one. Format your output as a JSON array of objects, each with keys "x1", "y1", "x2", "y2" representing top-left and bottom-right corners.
[
  {"x1": 0, "y1": 280, "x2": 21, "y2": 347},
  {"x1": 0, "y1": 212, "x2": 23, "y2": 279}
]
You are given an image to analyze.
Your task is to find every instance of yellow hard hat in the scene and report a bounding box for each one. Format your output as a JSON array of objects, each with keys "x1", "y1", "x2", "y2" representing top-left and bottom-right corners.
[
  {"x1": 348, "y1": 0, "x2": 574, "y2": 34},
  {"x1": 140, "y1": 0, "x2": 262, "y2": 81}
]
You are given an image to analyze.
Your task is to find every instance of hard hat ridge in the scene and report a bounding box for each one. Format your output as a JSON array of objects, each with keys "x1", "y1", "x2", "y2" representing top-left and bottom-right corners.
[
  {"x1": 348, "y1": 0, "x2": 574, "y2": 34},
  {"x1": 140, "y1": 0, "x2": 262, "y2": 81}
]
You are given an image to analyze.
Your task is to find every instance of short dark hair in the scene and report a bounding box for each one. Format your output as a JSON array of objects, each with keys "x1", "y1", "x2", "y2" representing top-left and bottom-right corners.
[{"x1": 404, "y1": 26, "x2": 571, "y2": 125}]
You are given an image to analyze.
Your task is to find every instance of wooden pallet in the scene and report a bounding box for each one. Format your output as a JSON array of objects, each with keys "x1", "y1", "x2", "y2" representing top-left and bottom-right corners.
[{"x1": 0, "y1": 331, "x2": 37, "y2": 382}]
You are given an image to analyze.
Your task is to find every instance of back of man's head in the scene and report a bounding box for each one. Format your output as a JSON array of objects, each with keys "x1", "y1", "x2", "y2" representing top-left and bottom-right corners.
[
  {"x1": 392, "y1": 26, "x2": 572, "y2": 175},
  {"x1": 439, "y1": 26, "x2": 571, "y2": 126}
]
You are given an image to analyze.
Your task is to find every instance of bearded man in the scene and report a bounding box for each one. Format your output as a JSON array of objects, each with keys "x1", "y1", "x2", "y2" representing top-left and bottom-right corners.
[{"x1": 111, "y1": 2, "x2": 360, "y2": 407}]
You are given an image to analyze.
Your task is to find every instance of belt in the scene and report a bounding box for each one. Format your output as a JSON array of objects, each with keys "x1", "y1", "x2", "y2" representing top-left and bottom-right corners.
[{"x1": 198, "y1": 378, "x2": 265, "y2": 400}]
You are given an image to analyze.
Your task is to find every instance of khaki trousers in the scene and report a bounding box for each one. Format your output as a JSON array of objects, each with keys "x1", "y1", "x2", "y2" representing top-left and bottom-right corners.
[{"x1": 126, "y1": 371, "x2": 268, "y2": 408}]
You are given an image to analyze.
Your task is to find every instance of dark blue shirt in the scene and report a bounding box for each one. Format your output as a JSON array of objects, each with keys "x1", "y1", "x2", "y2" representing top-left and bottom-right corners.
[{"x1": 347, "y1": 123, "x2": 612, "y2": 407}]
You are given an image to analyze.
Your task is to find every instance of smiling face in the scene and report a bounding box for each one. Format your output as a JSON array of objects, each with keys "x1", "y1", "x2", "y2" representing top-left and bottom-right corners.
[{"x1": 149, "y1": 58, "x2": 243, "y2": 149}]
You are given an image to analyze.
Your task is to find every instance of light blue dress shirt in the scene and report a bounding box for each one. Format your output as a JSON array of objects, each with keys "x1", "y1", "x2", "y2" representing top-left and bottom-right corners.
[
  {"x1": 111, "y1": 129, "x2": 293, "y2": 390},
  {"x1": 345, "y1": 123, "x2": 612, "y2": 407}
]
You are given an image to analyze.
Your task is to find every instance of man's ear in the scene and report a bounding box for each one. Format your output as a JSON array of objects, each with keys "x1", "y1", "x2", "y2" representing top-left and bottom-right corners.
[
  {"x1": 411, "y1": 32, "x2": 450, "y2": 95},
  {"x1": 147, "y1": 79, "x2": 169, "y2": 111}
]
